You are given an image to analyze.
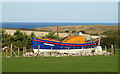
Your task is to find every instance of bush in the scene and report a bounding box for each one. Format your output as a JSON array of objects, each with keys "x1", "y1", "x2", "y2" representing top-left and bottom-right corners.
[
  {"x1": 47, "y1": 32, "x2": 60, "y2": 40},
  {"x1": 72, "y1": 31, "x2": 76, "y2": 33},
  {"x1": 101, "y1": 30, "x2": 119, "y2": 48},
  {"x1": 2, "y1": 29, "x2": 37, "y2": 50},
  {"x1": 65, "y1": 30, "x2": 69, "y2": 33}
]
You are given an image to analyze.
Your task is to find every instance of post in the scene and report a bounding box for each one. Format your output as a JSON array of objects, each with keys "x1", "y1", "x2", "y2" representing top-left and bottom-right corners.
[
  {"x1": 18, "y1": 47, "x2": 19, "y2": 56},
  {"x1": 98, "y1": 35, "x2": 100, "y2": 45},
  {"x1": 114, "y1": 45, "x2": 115, "y2": 55},
  {"x1": 68, "y1": 47, "x2": 69, "y2": 56},
  {"x1": 82, "y1": 47, "x2": 84, "y2": 53},
  {"x1": 38, "y1": 45, "x2": 40, "y2": 57},
  {"x1": 111, "y1": 44, "x2": 114, "y2": 55},
  {"x1": 57, "y1": 25, "x2": 59, "y2": 37},
  {"x1": 5, "y1": 49, "x2": 7, "y2": 58},
  {"x1": 25, "y1": 47, "x2": 26, "y2": 54},
  {"x1": 51, "y1": 47, "x2": 52, "y2": 56},
  {"x1": 6, "y1": 49, "x2": 7, "y2": 58},
  {"x1": 11, "y1": 44, "x2": 12, "y2": 57},
  {"x1": 105, "y1": 46, "x2": 107, "y2": 55},
  {"x1": 105, "y1": 46, "x2": 107, "y2": 52}
]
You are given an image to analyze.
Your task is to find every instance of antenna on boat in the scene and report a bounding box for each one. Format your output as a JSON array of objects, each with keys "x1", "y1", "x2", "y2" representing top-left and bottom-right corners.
[{"x1": 98, "y1": 34, "x2": 100, "y2": 45}]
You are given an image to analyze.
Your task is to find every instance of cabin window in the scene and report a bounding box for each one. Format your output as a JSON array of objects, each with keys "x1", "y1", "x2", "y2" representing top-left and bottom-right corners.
[
  {"x1": 70, "y1": 47, "x2": 71, "y2": 49},
  {"x1": 61, "y1": 46, "x2": 62, "y2": 48},
  {"x1": 78, "y1": 47, "x2": 79, "y2": 49},
  {"x1": 78, "y1": 40, "x2": 80, "y2": 42},
  {"x1": 74, "y1": 47, "x2": 75, "y2": 49},
  {"x1": 65, "y1": 47, "x2": 67, "y2": 49},
  {"x1": 75, "y1": 41, "x2": 76, "y2": 43},
  {"x1": 66, "y1": 38, "x2": 69, "y2": 41}
]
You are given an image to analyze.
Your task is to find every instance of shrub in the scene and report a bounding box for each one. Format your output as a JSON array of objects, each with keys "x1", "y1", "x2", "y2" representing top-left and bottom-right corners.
[
  {"x1": 101, "y1": 30, "x2": 119, "y2": 48},
  {"x1": 47, "y1": 32, "x2": 60, "y2": 40},
  {"x1": 65, "y1": 30, "x2": 69, "y2": 33},
  {"x1": 72, "y1": 31, "x2": 76, "y2": 33}
]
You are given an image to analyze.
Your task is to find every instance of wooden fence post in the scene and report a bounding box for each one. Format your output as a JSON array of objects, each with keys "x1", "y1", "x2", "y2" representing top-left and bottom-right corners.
[
  {"x1": 11, "y1": 44, "x2": 12, "y2": 57},
  {"x1": 18, "y1": 47, "x2": 19, "y2": 56},
  {"x1": 51, "y1": 47, "x2": 52, "y2": 56},
  {"x1": 25, "y1": 47, "x2": 26, "y2": 54},
  {"x1": 38, "y1": 45, "x2": 40, "y2": 57},
  {"x1": 98, "y1": 35, "x2": 100, "y2": 45},
  {"x1": 114, "y1": 45, "x2": 115, "y2": 55},
  {"x1": 5, "y1": 49, "x2": 7, "y2": 58},
  {"x1": 111, "y1": 44, "x2": 114, "y2": 55},
  {"x1": 105, "y1": 46, "x2": 107, "y2": 55},
  {"x1": 82, "y1": 47, "x2": 84, "y2": 54},
  {"x1": 68, "y1": 47, "x2": 69, "y2": 57}
]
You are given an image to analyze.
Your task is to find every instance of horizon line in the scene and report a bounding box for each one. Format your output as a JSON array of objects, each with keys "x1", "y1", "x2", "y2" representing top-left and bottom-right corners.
[{"x1": 1, "y1": 21, "x2": 118, "y2": 23}]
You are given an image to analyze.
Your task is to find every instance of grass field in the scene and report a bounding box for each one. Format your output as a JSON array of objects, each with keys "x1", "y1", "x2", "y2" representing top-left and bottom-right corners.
[{"x1": 2, "y1": 54, "x2": 118, "y2": 72}]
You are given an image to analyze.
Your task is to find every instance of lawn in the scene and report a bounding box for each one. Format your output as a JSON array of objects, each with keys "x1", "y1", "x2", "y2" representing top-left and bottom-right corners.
[{"x1": 2, "y1": 54, "x2": 118, "y2": 72}]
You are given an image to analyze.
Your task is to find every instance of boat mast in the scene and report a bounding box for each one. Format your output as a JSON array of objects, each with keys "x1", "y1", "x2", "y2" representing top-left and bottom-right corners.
[{"x1": 57, "y1": 25, "x2": 59, "y2": 37}]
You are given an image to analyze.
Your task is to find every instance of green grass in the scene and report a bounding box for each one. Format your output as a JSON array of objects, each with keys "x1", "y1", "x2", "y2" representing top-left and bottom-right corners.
[{"x1": 2, "y1": 55, "x2": 118, "y2": 72}]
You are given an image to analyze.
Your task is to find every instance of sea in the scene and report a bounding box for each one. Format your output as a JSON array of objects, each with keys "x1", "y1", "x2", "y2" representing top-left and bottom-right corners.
[{"x1": 2, "y1": 22, "x2": 118, "y2": 29}]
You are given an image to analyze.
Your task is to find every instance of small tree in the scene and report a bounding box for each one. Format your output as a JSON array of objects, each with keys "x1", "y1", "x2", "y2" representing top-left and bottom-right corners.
[
  {"x1": 101, "y1": 31, "x2": 119, "y2": 48},
  {"x1": 10, "y1": 36, "x2": 15, "y2": 44},
  {"x1": 65, "y1": 30, "x2": 69, "y2": 33},
  {"x1": 30, "y1": 32, "x2": 36, "y2": 38},
  {"x1": 2, "y1": 29, "x2": 11, "y2": 47},
  {"x1": 47, "y1": 32, "x2": 60, "y2": 40},
  {"x1": 47, "y1": 32, "x2": 55, "y2": 38},
  {"x1": 72, "y1": 31, "x2": 76, "y2": 33},
  {"x1": 14, "y1": 30, "x2": 22, "y2": 36},
  {"x1": 14, "y1": 30, "x2": 27, "y2": 48}
]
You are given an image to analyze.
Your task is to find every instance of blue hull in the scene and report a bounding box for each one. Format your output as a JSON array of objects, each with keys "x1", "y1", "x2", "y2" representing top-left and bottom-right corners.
[{"x1": 32, "y1": 38, "x2": 99, "y2": 50}]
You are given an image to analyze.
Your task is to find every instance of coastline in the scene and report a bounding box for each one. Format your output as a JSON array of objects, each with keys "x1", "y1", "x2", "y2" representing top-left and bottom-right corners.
[
  {"x1": 3, "y1": 28, "x2": 67, "y2": 38},
  {"x1": 2, "y1": 28, "x2": 91, "y2": 40},
  {"x1": 34, "y1": 25, "x2": 118, "y2": 34}
]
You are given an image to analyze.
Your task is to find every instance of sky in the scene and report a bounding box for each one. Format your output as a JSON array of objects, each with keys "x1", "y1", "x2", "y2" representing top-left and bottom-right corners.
[
  {"x1": 2, "y1": 2, "x2": 118, "y2": 23},
  {"x1": 1, "y1": 0, "x2": 119, "y2": 2}
]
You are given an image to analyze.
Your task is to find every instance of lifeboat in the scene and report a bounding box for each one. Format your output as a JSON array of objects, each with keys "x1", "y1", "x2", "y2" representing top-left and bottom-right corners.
[{"x1": 32, "y1": 34, "x2": 100, "y2": 53}]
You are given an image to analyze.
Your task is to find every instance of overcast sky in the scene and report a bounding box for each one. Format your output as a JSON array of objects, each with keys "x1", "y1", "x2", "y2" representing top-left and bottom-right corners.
[{"x1": 2, "y1": 2, "x2": 118, "y2": 23}]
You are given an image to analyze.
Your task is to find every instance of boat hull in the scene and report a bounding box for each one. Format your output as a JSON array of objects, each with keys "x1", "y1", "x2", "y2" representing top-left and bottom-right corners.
[
  {"x1": 32, "y1": 38, "x2": 99, "y2": 53},
  {"x1": 33, "y1": 48, "x2": 95, "y2": 53}
]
